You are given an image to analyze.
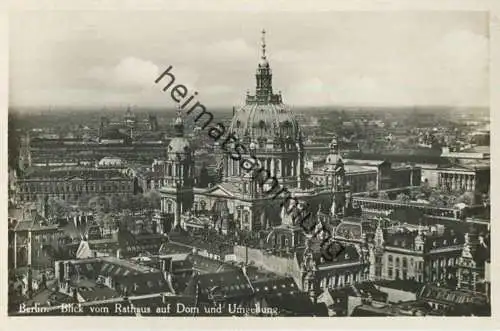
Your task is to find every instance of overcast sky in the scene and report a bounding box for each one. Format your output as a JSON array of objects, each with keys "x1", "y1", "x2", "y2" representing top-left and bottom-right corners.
[{"x1": 9, "y1": 11, "x2": 489, "y2": 109}]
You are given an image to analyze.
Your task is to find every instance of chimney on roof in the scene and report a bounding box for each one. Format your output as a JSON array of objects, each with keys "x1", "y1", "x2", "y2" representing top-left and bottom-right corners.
[{"x1": 160, "y1": 257, "x2": 172, "y2": 274}]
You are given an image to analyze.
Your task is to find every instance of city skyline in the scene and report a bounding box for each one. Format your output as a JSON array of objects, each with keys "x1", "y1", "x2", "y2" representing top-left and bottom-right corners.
[{"x1": 10, "y1": 11, "x2": 489, "y2": 110}]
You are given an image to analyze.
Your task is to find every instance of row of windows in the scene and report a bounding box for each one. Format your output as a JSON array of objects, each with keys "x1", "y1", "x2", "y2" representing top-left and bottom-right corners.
[
  {"x1": 357, "y1": 200, "x2": 458, "y2": 218},
  {"x1": 387, "y1": 255, "x2": 424, "y2": 270},
  {"x1": 19, "y1": 192, "x2": 130, "y2": 202},
  {"x1": 386, "y1": 268, "x2": 423, "y2": 281},
  {"x1": 319, "y1": 272, "x2": 364, "y2": 288},
  {"x1": 19, "y1": 183, "x2": 132, "y2": 193}
]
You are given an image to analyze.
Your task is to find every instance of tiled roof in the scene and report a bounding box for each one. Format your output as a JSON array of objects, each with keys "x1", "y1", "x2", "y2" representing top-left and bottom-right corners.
[
  {"x1": 183, "y1": 270, "x2": 253, "y2": 300},
  {"x1": 418, "y1": 284, "x2": 488, "y2": 306},
  {"x1": 114, "y1": 272, "x2": 171, "y2": 295},
  {"x1": 375, "y1": 279, "x2": 424, "y2": 293},
  {"x1": 78, "y1": 285, "x2": 121, "y2": 301},
  {"x1": 186, "y1": 254, "x2": 239, "y2": 274},
  {"x1": 264, "y1": 292, "x2": 328, "y2": 316}
]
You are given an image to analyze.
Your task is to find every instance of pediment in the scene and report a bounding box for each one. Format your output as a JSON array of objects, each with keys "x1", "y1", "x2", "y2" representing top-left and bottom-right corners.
[{"x1": 204, "y1": 184, "x2": 237, "y2": 198}]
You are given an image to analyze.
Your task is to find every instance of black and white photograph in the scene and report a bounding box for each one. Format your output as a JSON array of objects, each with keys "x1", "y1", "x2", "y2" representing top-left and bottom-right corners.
[{"x1": 5, "y1": 2, "x2": 494, "y2": 323}]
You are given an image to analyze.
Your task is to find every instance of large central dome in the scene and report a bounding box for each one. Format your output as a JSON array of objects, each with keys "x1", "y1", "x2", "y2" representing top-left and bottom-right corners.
[
  {"x1": 229, "y1": 103, "x2": 301, "y2": 141},
  {"x1": 229, "y1": 29, "x2": 302, "y2": 143}
]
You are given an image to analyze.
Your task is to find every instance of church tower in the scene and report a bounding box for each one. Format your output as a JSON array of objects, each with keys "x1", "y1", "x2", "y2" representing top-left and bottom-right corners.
[
  {"x1": 325, "y1": 136, "x2": 348, "y2": 217},
  {"x1": 457, "y1": 232, "x2": 478, "y2": 291},
  {"x1": 160, "y1": 110, "x2": 194, "y2": 233},
  {"x1": 369, "y1": 220, "x2": 385, "y2": 280},
  {"x1": 301, "y1": 239, "x2": 320, "y2": 303}
]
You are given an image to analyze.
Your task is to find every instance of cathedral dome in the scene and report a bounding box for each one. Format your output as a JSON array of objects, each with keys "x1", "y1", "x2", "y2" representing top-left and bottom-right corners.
[
  {"x1": 229, "y1": 103, "x2": 301, "y2": 141},
  {"x1": 228, "y1": 29, "x2": 302, "y2": 144}
]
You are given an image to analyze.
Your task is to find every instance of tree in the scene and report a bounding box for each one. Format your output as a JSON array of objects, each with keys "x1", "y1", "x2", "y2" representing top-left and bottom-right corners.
[
  {"x1": 456, "y1": 191, "x2": 475, "y2": 206},
  {"x1": 390, "y1": 208, "x2": 424, "y2": 224},
  {"x1": 396, "y1": 193, "x2": 410, "y2": 203},
  {"x1": 420, "y1": 179, "x2": 432, "y2": 197},
  {"x1": 48, "y1": 197, "x2": 70, "y2": 219},
  {"x1": 378, "y1": 191, "x2": 389, "y2": 200},
  {"x1": 366, "y1": 181, "x2": 378, "y2": 197}
]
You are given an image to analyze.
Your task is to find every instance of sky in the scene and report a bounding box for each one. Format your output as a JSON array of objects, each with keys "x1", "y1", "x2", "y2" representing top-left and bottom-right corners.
[{"x1": 9, "y1": 11, "x2": 489, "y2": 110}]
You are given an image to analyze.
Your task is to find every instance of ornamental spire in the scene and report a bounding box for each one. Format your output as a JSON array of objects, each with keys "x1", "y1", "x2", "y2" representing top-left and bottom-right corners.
[
  {"x1": 173, "y1": 105, "x2": 184, "y2": 137},
  {"x1": 261, "y1": 29, "x2": 267, "y2": 60}
]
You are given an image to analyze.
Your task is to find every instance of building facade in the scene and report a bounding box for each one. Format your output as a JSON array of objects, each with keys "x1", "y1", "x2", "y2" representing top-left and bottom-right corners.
[{"x1": 17, "y1": 168, "x2": 135, "y2": 203}]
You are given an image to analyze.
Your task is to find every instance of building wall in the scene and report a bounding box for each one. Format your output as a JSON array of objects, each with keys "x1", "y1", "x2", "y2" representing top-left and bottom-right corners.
[
  {"x1": 420, "y1": 167, "x2": 440, "y2": 187},
  {"x1": 18, "y1": 177, "x2": 135, "y2": 203},
  {"x1": 380, "y1": 247, "x2": 462, "y2": 284},
  {"x1": 426, "y1": 251, "x2": 462, "y2": 283},
  {"x1": 234, "y1": 245, "x2": 300, "y2": 281},
  {"x1": 383, "y1": 251, "x2": 424, "y2": 282}
]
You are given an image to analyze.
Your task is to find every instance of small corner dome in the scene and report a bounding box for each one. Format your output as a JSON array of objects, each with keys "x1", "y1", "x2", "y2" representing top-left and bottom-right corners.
[{"x1": 167, "y1": 137, "x2": 191, "y2": 160}]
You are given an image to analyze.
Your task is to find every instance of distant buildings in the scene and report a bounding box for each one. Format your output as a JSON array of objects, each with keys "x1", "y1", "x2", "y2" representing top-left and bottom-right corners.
[
  {"x1": 8, "y1": 30, "x2": 491, "y2": 318},
  {"x1": 17, "y1": 168, "x2": 135, "y2": 203},
  {"x1": 309, "y1": 157, "x2": 421, "y2": 193}
]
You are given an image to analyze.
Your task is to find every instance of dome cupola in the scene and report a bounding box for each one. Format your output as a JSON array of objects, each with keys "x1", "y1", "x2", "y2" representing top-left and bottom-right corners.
[
  {"x1": 167, "y1": 110, "x2": 191, "y2": 161},
  {"x1": 229, "y1": 30, "x2": 302, "y2": 144}
]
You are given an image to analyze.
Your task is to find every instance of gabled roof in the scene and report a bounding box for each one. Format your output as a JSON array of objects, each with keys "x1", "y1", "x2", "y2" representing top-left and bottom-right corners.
[
  {"x1": 113, "y1": 272, "x2": 171, "y2": 295},
  {"x1": 418, "y1": 284, "x2": 488, "y2": 306},
  {"x1": 251, "y1": 276, "x2": 299, "y2": 297},
  {"x1": 183, "y1": 269, "x2": 253, "y2": 300}
]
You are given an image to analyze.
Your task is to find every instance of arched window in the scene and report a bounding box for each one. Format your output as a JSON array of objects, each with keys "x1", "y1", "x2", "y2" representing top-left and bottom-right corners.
[
  {"x1": 395, "y1": 257, "x2": 400, "y2": 268},
  {"x1": 236, "y1": 120, "x2": 241, "y2": 128},
  {"x1": 388, "y1": 255, "x2": 393, "y2": 265},
  {"x1": 259, "y1": 120, "x2": 266, "y2": 130}
]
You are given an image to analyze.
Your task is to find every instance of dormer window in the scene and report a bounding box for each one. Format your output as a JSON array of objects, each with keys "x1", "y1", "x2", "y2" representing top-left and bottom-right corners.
[
  {"x1": 344, "y1": 253, "x2": 349, "y2": 259},
  {"x1": 236, "y1": 120, "x2": 241, "y2": 128}
]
